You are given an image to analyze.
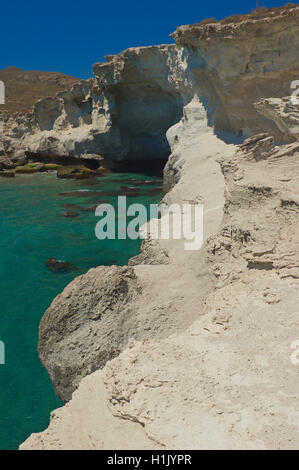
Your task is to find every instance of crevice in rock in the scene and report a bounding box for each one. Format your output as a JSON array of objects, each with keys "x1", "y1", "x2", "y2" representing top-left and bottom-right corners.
[{"x1": 247, "y1": 261, "x2": 274, "y2": 270}]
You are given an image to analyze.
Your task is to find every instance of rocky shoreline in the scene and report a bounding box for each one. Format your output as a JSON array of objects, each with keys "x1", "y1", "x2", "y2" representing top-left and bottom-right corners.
[{"x1": 10, "y1": 4, "x2": 299, "y2": 449}]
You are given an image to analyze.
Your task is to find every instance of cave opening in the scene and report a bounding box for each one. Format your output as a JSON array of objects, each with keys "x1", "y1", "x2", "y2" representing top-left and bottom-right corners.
[{"x1": 110, "y1": 84, "x2": 184, "y2": 175}]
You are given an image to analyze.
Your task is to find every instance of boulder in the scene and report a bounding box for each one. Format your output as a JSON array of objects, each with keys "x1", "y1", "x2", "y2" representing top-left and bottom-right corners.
[
  {"x1": 57, "y1": 165, "x2": 97, "y2": 179},
  {"x1": 15, "y1": 162, "x2": 46, "y2": 173}
]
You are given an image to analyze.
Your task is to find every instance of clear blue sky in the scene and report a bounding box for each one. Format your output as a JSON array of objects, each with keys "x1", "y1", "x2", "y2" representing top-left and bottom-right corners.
[{"x1": 0, "y1": 0, "x2": 293, "y2": 78}]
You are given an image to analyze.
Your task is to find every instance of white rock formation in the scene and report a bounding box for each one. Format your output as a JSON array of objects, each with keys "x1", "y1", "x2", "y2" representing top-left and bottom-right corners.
[
  {"x1": 21, "y1": 96, "x2": 299, "y2": 450},
  {"x1": 20, "y1": 5, "x2": 299, "y2": 449}
]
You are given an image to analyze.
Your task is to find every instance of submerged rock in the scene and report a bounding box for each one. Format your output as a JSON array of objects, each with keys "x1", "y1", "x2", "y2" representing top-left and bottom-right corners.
[
  {"x1": 58, "y1": 190, "x2": 103, "y2": 198},
  {"x1": 45, "y1": 258, "x2": 77, "y2": 273},
  {"x1": 61, "y1": 211, "x2": 79, "y2": 218},
  {"x1": 123, "y1": 179, "x2": 161, "y2": 186},
  {"x1": 119, "y1": 186, "x2": 140, "y2": 196},
  {"x1": 78, "y1": 205, "x2": 98, "y2": 212}
]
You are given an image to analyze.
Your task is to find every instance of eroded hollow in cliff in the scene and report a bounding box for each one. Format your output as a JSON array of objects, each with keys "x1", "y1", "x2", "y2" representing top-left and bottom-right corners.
[{"x1": 112, "y1": 84, "x2": 184, "y2": 171}]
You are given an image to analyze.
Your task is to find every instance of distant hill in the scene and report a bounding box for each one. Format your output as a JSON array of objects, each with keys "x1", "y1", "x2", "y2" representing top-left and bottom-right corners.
[{"x1": 0, "y1": 67, "x2": 80, "y2": 113}]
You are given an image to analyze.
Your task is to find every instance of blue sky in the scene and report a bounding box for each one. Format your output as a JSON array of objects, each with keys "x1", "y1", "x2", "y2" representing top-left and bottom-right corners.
[{"x1": 0, "y1": 0, "x2": 293, "y2": 78}]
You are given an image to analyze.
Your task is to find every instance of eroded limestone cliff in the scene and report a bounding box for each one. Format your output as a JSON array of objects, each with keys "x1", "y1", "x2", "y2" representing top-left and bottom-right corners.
[
  {"x1": 19, "y1": 4, "x2": 299, "y2": 449},
  {"x1": 2, "y1": 4, "x2": 299, "y2": 170}
]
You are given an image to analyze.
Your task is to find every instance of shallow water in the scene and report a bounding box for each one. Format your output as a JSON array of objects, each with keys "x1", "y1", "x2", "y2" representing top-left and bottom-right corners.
[{"x1": 0, "y1": 171, "x2": 163, "y2": 449}]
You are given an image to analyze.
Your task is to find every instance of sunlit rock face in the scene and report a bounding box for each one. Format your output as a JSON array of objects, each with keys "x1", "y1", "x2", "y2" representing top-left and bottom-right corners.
[
  {"x1": 2, "y1": 47, "x2": 187, "y2": 167},
  {"x1": 172, "y1": 5, "x2": 299, "y2": 141}
]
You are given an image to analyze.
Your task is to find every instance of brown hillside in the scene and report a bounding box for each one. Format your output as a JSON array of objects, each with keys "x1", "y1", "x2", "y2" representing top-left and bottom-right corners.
[{"x1": 0, "y1": 67, "x2": 80, "y2": 113}]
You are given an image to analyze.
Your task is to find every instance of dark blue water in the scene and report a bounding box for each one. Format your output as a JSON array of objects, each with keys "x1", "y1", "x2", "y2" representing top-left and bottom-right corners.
[{"x1": 0, "y1": 171, "x2": 163, "y2": 449}]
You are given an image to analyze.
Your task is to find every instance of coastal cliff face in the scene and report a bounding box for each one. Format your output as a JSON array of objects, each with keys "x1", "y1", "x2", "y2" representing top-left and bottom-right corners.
[
  {"x1": 19, "y1": 5, "x2": 299, "y2": 449},
  {"x1": 2, "y1": 4, "x2": 299, "y2": 170}
]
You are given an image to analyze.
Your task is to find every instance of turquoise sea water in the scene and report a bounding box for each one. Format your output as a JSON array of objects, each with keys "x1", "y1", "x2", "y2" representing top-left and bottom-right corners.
[{"x1": 0, "y1": 171, "x2": 163, "y2": 450}]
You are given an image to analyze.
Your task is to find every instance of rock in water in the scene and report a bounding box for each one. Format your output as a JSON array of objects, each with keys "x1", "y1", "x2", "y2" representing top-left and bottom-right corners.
[
  {"x1": 61, "y1": 211, "x2": 78, "y2": 218},
  {"x1": 0, "y1": 170, "x2": 15, "y2": 177},
  {"x1": 15, "y1": 163, "x2": 46, "y2": 173},
  {"x1": 45, "y1": 258, "x2": 77, "y2": 273},
  {"x1": 38, "y1": 266, "x2": 142, "y2": 401},
  {"x1": 57, "y1": 166, "x2": 98, "y2": 179}
]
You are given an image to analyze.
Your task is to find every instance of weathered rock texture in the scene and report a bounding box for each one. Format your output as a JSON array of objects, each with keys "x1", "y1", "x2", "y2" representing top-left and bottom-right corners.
[
  {"x1": 38, "y1": 99, "x2": 230, "y2": 403},
  {"x1": 20, "y1": 5, "x2": 299, "y2": 449}
]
